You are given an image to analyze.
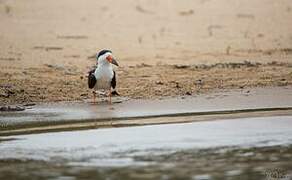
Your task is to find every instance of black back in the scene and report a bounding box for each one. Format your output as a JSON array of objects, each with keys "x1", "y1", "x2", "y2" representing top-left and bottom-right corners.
[{"x1": 88, "y1": 69, "x2": 96, "y2": 89}]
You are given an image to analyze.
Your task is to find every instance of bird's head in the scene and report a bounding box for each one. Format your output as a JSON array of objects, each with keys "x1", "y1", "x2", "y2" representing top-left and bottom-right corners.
[{"x1": 96, "y1": 50, "x2": 119, "y2": 66}]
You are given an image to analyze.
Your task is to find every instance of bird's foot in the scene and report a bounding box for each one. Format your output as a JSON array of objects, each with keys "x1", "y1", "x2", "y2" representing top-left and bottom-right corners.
[
  {"x1": 92, "y1": 91, "x2": 97, "y2": 104},
  {"x1": 111, "y1": 90, "x2": 120, "y2": 96}
]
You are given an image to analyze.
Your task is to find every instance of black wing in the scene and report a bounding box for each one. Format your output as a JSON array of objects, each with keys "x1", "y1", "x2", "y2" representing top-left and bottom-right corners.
[
  {"x1": 88, "y1": 69, "x2": 96, "y2": 89},
  {"x1": 111, "y1": 71, "x2": 120, "y2": 96},
  {"x1": 111, "y1": 71, "x2": 116, "y2": 89}
]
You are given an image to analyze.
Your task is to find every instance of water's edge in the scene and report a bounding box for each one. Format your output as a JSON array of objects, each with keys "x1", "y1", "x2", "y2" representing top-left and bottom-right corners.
[{"x1": 1, "y1": 107, "x2": 292, "y2": 136}]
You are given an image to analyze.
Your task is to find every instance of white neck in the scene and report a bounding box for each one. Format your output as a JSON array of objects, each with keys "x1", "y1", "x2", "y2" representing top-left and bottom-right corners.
[{"x1": 98, "y1": 60, "x2": 111, "y2": 68}]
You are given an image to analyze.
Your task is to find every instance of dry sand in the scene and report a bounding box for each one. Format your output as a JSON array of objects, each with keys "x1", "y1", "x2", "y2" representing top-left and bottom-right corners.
[{"x1": 0, "y1": 0, "x2": 292, "y2": 105}]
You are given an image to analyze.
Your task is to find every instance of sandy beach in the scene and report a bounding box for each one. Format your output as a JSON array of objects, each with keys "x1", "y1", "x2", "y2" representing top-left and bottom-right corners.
[
  {"x1": 2, "y1": 1, "x2": 292, "y2": 179},
  {"x1": 0, "y1": 0, "x2": 292, "y2": 105}
]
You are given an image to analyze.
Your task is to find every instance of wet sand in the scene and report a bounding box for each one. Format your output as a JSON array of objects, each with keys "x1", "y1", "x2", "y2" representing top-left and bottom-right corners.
[
  {"x1": 1, "y1": 0, "x2": 292, "y2": 105},
  {"x1": 1, "y1": 86, "x2": 292, "y2": 136}
]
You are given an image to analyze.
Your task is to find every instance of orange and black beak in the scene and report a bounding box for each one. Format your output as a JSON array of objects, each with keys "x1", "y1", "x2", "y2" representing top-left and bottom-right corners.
[{"x1": 106, "y1": 55, "x2": 119, "y2": 66}]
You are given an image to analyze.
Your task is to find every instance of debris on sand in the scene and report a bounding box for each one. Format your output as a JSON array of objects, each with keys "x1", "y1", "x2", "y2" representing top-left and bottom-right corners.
[
  {"x1": 4, "y1": 5, "x2": 12, "y2": 15},
  {"x1": 87, "y1": 54, "x2": 96, "y2": 59},
  {"x1": 195, "y1": 79, "x2": 204, "y2": 86},
  {"x1": 185, "y1": 91, "x2": 192, "y2": 95},
  {"x1": 64, "y1": 70, "x2": 78, "y2": 76},
  {"x1": 0, "y1": 105, "x2": 25, "y2": 112},
  {"x1": 236, "y1": 13, "x2": 255, "y2": 19},
  {"x1": 175, "y1": 82, "x2": 181, "y2": 88},
  {"x1": 173, "y1": 65, "x2": 190, "y2": 69},
  {"x1": 155, "y1": 81, "x2": 164, "y2": 85},
  {"x1": 57, "y1": 35, "x2": 88, "y2": 39},
  {"x1": 23, "y1": 103, "x2": 36, "y2": 107},
  {"x1": 44, "y1": 64, "x2": 65, "y2": 71},
  {"x1": 207, "y1": 25, "x2": 223, "y2": 36},
  {"x1": 172, "y1": 61, "x2": 261, "y2": 69},
  {"x1": 0, "y1": 93, "x2": 9, "y2": 98},
  {"x1": 179, "y1": 9, "x2": 194, "y2": 16},
  {"x1": 64, "y1": 55, "x2": 80, "y2": 58},
  {"x1": 33, "y1": 46, "x2": 63, "y2": 51},
  {"x1": 236, "y1": 48, "x2": 292, "y2": 56},
  {"x1": 0, "y1": 88, "x2": 15, "y2": 98},
  {"x1": 136, "y1": 63, "x2": 152, "y2": 68},
  {"x1": 135, "y1": 5, "x2": 153, "y2": 14},
  {"x1": 0, "y1": 57, "x2": 17, "y2": 61},
  {"x1": 80, "y1": 93, "x2": 88, "y2": 97},
  {"x1": 191, "y1": 61, "x2": 260, "y2": 69},
  {"x1": 226, "y1": 46, "x2": 231, "y2": 55},
  {"x1": 44, "y1": 47, "x2": 63, "y2": 51}
]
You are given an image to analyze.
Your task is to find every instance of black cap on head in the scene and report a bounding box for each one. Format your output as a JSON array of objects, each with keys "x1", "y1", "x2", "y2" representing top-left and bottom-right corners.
[{"x1": 96, "y1": 49, "x2": 112, "y2": 59}]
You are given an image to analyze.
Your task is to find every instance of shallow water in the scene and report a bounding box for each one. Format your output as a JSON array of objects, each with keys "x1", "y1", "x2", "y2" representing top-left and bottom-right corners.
[
  {"x1": 1, "y1": 116, "x2": 292, "y2": 163},
  {"x1": 0, "y1": 116, "x2": 292, "y2": 179}
]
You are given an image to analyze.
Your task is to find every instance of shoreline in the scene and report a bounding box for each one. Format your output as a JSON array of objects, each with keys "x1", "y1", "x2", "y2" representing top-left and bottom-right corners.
[
  {"x1": 1, "y1": 108, "x2": 292, "y2": 136},
  {"x1": 1, "y1": 86, "x2": 292, "y2": 136}
]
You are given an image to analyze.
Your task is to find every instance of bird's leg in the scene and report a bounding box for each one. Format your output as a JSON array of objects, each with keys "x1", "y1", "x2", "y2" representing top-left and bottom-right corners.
[
  {"x1": 93, "y1": 91, "x2": 96, "y2": 104},
  {"x1": 109, "y1": 89, "x2": 112, "y2": 105}
]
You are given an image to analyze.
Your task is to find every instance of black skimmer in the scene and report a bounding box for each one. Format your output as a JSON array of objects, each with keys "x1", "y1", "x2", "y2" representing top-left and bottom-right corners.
[{"x1": 88, "y1": 50, "x2": 119, "y2": 104}]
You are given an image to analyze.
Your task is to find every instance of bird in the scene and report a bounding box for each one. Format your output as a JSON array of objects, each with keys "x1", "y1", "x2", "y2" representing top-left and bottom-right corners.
[{"x1": 88, "y1": 50, "x2": 119, "y2": 104}]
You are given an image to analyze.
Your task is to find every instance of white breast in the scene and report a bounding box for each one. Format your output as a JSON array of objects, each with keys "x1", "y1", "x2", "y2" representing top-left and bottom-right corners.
[{"x1": 94, "y1": 64, "x2": 114, "y2": 90}]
